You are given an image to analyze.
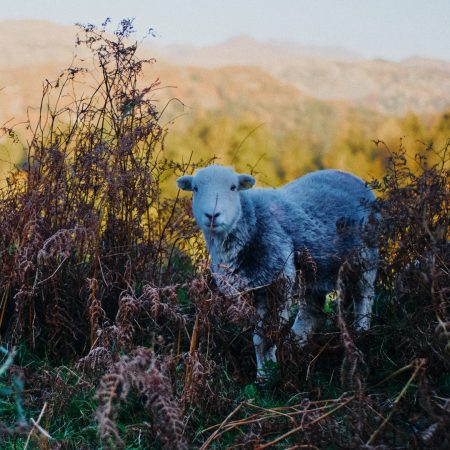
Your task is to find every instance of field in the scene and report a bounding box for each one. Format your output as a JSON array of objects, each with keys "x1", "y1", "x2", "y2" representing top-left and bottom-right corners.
[{"x1": 0, "y1": 21, "x2": 449, "y2": 449}]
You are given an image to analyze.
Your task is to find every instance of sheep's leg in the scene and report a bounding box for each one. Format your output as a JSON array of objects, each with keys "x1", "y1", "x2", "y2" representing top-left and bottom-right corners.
[
  {"x1": 253, "y1": 299, "x2": 277, "y2": 381},
  {"x1": 291, "y1": 300, "x2": 321, "y2": 346},
  {"x1": 253, "y1": 285, "x2": 293, "y2": 380},
  {"x1": 354, "y1": 267, "x2": 376, "y2": 331}
]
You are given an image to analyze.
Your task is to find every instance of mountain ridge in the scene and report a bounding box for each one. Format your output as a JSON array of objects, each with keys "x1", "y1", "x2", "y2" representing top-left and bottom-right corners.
[{"x1": 0, "y1": 20, "x2": 449, "y2": 118}]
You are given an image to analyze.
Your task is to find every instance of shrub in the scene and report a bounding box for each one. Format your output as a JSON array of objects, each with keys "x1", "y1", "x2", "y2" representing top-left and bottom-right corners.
[{"x1": 0, "y1": 19, "x2": 203, "y2": 358}]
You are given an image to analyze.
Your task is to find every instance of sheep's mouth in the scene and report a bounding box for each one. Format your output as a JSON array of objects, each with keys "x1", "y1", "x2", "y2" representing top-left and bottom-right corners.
[{"x1": 205, "y1": 221, "x2": 224, "y2": 231}]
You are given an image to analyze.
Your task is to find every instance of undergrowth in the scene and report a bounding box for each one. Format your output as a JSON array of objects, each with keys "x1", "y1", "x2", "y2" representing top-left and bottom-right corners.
[{"x1": 0, "y1": 20, "x2": 449, "y2": 449}]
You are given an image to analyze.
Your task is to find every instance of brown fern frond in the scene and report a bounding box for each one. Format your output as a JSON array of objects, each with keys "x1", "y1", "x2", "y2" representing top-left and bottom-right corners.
[
  {"x1": 37, "y1": 227, "x2": 93, "y2": 266},
  {"x1": 95, "y1": 348, "x2": 187, "y2": 449},
  {"x1": 76, "y1": 346, "x2": 114, "y2": 377},
  {"x1": 96, "y1": 371, "x2": 126, "y2": 449},
  {"x1": 115, "y1": 295, "x2": 145, "y2": 350},
  {"x1": 143, "y1": 284, "x2": 187, "y2": 326}
]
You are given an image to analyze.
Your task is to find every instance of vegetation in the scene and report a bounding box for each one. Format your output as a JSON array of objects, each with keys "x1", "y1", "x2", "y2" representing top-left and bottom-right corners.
[{"x1": 0, "y1": 21, "x2": 449, "y2": 449}]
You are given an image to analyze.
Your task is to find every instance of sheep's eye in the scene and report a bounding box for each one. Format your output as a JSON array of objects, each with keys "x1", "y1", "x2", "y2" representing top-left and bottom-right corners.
[
  {"x1": 230, "y1": 185, "x2": 237, "y2": 191},
  {"x1": 193, "y1": 186, "x2": 198, "y2": 192}
]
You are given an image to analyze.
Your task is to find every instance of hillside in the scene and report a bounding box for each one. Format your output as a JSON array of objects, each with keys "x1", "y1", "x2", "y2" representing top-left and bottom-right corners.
[
  {"x1": 0, "y1": 23, "x2": 298, "y2": 121},
  {"x1": 1, "y1": 20, "x2": 450, "y2": 121},
  {"x1": 0, "y1": 20, "x2": 79, "y2": 69},
  {"x1": 0, "y1": 20, "x2": 448, "y2": 185},
  {"x1": 153, "y1": 35, "x2": 450, "y2": 116},
  {"x1": 0, "y1": 20, "x2": 369, "y2": 144}
]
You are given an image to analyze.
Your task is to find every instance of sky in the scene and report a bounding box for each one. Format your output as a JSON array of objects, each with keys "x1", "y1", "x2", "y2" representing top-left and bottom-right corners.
[{"x1": 1, "y1": 0, "x2": 449, "y2": 61}]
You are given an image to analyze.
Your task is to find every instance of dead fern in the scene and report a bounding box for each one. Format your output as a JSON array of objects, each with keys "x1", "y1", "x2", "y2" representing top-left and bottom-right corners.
[{"x1": 95, "y1": 347, "x2": 187, "y2": 449}]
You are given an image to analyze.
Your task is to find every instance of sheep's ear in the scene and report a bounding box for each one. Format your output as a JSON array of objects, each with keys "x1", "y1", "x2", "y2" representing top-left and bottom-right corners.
[
  {"x1": 176, "y1": 175, "x2": 194, "y2": 191},
  {"x1": 238, "y1": 174, "x2": 255, "y2": 190}
]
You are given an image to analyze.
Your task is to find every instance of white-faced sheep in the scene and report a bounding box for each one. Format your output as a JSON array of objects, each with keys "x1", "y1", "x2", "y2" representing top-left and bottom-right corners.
[{"x1": 177, "y1": 165, "x2": 378, "y2": 380}]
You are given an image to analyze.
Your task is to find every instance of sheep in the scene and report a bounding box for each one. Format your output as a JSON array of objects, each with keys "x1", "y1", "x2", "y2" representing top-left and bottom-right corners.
[{"x1": 177, "y1": 165, "x2": 378, "y2": 380}]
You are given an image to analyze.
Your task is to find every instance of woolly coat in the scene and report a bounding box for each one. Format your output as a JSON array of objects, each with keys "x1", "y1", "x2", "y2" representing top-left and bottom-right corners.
[{"x1": 206, "y1": 169, "x2": 376, "y2": 298}]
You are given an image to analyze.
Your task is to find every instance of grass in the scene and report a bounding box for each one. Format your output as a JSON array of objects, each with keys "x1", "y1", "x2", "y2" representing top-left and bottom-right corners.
[{"x1": 0, "y1": 295, "x2": 449, "y2": 449}]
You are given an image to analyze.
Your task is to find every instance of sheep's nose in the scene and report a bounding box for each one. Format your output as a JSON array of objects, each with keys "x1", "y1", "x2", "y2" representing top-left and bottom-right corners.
[{"x1": 205, "y1": 212, "x2": 221, "y2": 221}]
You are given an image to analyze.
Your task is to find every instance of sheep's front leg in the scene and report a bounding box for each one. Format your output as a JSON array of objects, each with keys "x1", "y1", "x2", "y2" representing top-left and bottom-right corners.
[
  {"x1": 253, "y1": 285, "x2": 292, "y2": 381},
  {"x1": 253, "y1": 300, "x2": 276, "y2": 381}
]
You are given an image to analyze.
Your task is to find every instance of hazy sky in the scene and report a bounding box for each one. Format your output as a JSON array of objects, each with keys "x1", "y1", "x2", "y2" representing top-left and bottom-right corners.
[{"x1": 1, "y1": 0, "x2": 449, "y2": 60}]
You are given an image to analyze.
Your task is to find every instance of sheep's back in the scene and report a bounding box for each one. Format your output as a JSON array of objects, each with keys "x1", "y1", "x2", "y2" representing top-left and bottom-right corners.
[
  {"x1": 248, "y1": 170, "x2": 376, "y2": 293},
  {"x1": 282, "y1": 169, "x2": 374, "y2": 210}
]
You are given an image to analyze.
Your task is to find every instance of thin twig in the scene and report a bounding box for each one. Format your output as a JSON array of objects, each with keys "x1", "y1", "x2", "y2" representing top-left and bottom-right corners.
[
  {"x1": 243, "y1": 401, "x2": 296, "y2": 423},
  {"x1": 24, "y1": 402, "x2": 51, "y2": 449},
  {"x1": 366, "y1": 359, "x2": 425, "y2": 446},
  {"x1": 369, "y1": 362, "x2": 414, "y2": 389},
  {"x1": 306, "y1": 337, "x2": 333, "y2": 380},
  {"x1": 256, "y1": 396, "x2": 354, "y2": 450},
  {"x1": 200, "y1": 402, "x2": 244, "y2": 450},
  {"x1": 37, "y1": 256, "x2": 69, "y2": 285}
]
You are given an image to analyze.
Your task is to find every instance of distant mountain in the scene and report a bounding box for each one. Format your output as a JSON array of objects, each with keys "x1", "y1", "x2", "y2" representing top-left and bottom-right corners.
[
  {"x1": 151, "y1": 35, "x2": 450, "y2": 116},
  {"x1": 1, "y1": 20, "x2": 449, "y2": 185},
  {"x1": 0, "y1": 20, "x2": 78, "y2": 69},
  {"x1": 0, "y1": 20, "x2": 449, "y2": 123},
  {"x1": 0, "y1": 21, "x2": 350, "y2": 126},
  {"x1": 153, "y1": 35, "x2": 363, "y2": 67}
]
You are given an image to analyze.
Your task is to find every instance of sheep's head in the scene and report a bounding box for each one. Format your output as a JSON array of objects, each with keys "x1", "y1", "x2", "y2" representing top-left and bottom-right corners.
[{"x1": 177, "y1": 165, "x2": 255, "y2": 235}]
